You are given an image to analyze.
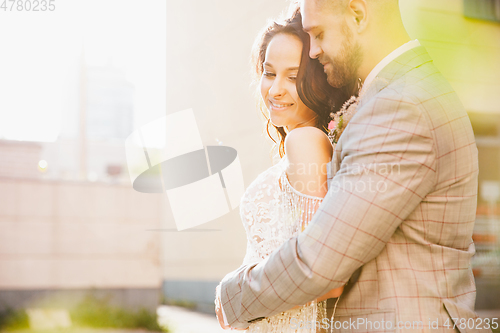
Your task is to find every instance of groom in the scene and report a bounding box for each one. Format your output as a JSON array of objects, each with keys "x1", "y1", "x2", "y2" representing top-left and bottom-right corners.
[{"x1": 217, "y1": 0, "x2": 484, "y2": 331}]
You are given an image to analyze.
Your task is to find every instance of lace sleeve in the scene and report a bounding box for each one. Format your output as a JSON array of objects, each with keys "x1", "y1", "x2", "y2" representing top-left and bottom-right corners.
[{"x1": 278, "y1": 169, "x2": 324, "y2": 236}]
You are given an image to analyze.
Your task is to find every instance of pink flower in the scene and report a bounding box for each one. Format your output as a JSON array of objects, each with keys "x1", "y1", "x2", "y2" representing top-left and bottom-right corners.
[{"x1": 328, "y1": 120, "x2": 337, "y2": 130}]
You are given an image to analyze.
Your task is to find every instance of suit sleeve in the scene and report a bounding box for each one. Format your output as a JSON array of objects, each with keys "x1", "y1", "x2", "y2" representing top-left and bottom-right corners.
[{"x1": 219, "y1": 94, "x2": 437, "y2": 329}]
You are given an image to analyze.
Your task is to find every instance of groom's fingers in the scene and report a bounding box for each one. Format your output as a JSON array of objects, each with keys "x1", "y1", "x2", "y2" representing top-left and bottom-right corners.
[
  {"x1": 216, "y1": 306, "x2": 246, "y2": 330},
  {"x1": 215, "y1": 301, "x2": 231, "y2": 330},
  {"x1": 215, "y1": 285, "x2": 247, "y2": 330},
  {"x1": 215, "y1": 285, "x2": 230, "y2": 329}
]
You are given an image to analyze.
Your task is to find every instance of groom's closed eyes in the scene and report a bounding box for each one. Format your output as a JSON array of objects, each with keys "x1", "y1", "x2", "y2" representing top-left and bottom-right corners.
[
  {"x1": 303, "y1": 24, "x2": 320, "y2": 34},
  {"x1": 314, "y1": 32, "x2": 324, "y2": 40}
]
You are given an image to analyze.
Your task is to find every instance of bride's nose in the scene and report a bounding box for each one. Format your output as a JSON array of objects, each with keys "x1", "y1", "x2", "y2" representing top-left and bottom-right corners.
[{"x1": 269, "y1": 77, "x2": 286, "y2": 97}]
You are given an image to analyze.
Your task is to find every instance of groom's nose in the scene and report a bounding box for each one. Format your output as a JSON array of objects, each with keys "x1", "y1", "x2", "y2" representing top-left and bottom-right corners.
[{"x1": 309, "y1": 41, "x2": 322, "y2": 59}]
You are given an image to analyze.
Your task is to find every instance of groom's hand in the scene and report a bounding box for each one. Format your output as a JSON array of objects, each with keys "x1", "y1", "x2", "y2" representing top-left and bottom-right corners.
[
  {"x1": 215, "y1": 284, "x2": 230, "y2": 330},
  {"x1": 215, "y1": 285, "x2": 245, "y2": 330},
  {"x1": 215, "y1": 301, "x2": 246, "y2": 330},
  {"x1": 215, "y1": 300, "x2": 230, "y2": 330}
]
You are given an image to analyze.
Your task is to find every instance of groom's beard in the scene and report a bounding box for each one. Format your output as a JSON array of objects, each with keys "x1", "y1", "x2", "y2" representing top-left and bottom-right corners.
[
  {"x1": 320, "y1": 25, "x2": 363, "y2": 89},
  {"x1": 321, "y1": 40, "x2": 362, "y2": 89}
]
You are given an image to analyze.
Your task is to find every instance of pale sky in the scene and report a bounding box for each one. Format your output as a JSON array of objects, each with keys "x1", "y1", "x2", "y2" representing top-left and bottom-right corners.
[{"x1": 0, "y1": 0, "x2": 166, "y2": 142}]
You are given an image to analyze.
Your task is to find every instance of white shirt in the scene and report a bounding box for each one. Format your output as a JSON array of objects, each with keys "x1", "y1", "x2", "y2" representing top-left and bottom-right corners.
[
  {"x1": 359, "y1": 39, "x2": 420, "y2": 96},
  {"x1": 218, "y1": 39, "x2": 421, "y2": 328}
]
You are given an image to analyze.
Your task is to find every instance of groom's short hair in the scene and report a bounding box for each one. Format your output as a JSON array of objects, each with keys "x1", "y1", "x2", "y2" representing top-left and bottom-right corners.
[
  {"x1": 315, "y1": 0, "x2": 399, "y2": 13},
  {"x1": 315, "y1": 0, "x2": 347, "y2": 12}
]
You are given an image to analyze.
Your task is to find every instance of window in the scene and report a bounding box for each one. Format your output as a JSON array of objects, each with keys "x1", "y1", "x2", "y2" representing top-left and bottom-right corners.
[{"x1": 464, "y1": 0, "x2": 500, "y2": 22}]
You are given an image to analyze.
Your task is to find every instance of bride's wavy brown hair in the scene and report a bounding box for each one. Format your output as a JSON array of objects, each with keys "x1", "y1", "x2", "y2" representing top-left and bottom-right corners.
[{"x1": 252, "y1": 7, "x2": 353, "y2": 158}]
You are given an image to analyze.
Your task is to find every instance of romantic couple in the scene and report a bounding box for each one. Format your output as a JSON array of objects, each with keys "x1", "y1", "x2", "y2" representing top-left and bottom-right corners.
[{"x1": 215, "y1": 0, "x2": 486, "y2": 332}]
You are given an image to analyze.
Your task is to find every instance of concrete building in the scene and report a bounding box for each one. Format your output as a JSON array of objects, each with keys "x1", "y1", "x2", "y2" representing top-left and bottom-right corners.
[
  {"x1": 0, "y1": 140, "x2": 162, "y2": 311},
  {"x1": 0, "y1": 140, "x2": 43, "y2": 180},
  {"x1": 86, "y1": 65, "x2": 134, "y2": 141},
  {"x1": 39, "y1": 138, "x2": 129, "y2": 184},
  {"x1": 0, "y1": 174, "x2": 163, "y2": 312}
]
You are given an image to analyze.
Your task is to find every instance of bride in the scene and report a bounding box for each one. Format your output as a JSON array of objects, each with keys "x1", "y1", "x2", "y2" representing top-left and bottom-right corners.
[{"x1": 216, "y1": 8, "x2": 357, "y2": 333}]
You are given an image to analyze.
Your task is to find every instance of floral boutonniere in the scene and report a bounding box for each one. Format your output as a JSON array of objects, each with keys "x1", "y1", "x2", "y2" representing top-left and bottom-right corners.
[{"x1": 326, "y1": 95, "x2": 360, "y2": 145}]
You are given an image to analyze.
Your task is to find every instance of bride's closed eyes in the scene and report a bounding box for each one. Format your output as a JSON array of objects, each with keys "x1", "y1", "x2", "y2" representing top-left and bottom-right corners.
[
  {"x1": 262, "y1": 69, "x2": 298, "y2": 82},
  {"x1": 263, "y1": 73, "x2": 297, "y2": 82}
]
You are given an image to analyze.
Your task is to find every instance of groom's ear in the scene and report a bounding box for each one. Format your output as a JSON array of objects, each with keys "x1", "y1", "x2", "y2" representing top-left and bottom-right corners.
[{"x1": 347, "y1": 0, "x2": 368, "y2": 33}]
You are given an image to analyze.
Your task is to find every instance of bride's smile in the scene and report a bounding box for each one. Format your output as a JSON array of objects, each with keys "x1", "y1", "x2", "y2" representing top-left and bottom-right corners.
[{"x1": 268, "y1": 99, "x2": 294, "y2": 111}]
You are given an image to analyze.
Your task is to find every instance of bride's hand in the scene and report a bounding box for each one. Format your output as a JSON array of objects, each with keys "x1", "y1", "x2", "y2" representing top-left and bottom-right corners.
[
  {"x1": 291, "y1": 286, "x2": 344, "y2": 310},
  {"x1": 315, "y1": 285, "x2": 343, "y2": 303}
]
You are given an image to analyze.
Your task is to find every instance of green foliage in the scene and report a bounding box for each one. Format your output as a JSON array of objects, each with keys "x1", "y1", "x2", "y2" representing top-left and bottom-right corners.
[
  {"x1": 0, "y1": 295, "x2": 169, "y2": 332},
  {"x1": 70, "y1": 295, "x2": 167, "y2": 332},
  {"x1": 0, "y1": 308, "x2": 29, "y2": 331}
]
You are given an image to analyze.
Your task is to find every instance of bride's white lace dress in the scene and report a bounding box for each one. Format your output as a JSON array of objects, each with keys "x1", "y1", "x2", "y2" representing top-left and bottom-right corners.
[{"x1": 238, "y1": 155, "x2": 334, "y2": 333}]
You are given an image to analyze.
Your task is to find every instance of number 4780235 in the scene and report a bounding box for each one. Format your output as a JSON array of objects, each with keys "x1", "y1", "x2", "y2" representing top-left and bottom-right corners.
[
  {"x1": 443, "y1": 317, "x2": 498, "y2": 331},
  {"x1": 1, "y1": 0, "x2": 56, "y2": 11}
]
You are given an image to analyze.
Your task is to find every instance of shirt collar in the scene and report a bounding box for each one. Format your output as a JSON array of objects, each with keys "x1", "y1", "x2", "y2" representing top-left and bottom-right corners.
[{"x1": 359, "y1": 39, "x2": 421, "y2": 96}]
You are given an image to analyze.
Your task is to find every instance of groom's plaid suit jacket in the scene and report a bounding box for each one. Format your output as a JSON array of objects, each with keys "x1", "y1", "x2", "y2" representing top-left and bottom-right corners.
[{"x1": 220, "y1": 46, "x2": 485, "y2": 332}]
